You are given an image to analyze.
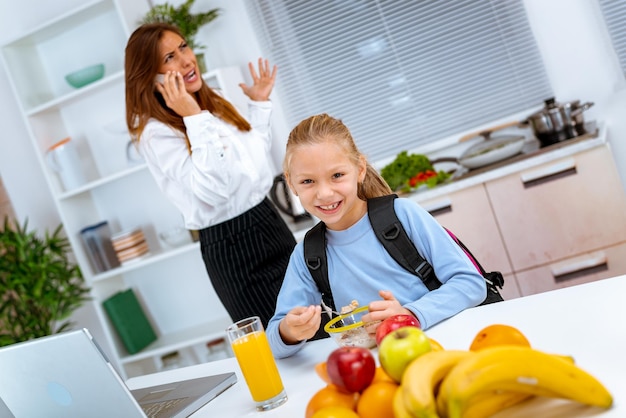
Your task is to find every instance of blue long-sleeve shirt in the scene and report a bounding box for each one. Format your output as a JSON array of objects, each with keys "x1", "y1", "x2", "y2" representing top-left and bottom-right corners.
[{"x1": 266, "y1": 197, "x2": 487, "y2": 358}]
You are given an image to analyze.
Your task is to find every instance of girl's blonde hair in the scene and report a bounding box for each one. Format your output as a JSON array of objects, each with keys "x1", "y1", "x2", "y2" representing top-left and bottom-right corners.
[{"x1": 284, "y1": 113, "x2": 392, "y2": 200}]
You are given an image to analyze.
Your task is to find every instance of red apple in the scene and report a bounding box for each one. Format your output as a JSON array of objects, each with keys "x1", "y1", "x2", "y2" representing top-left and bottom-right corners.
[
  {"x1": 326, "y1": 347, "x2": 376, "y2": 393},
  {"x1": 375, "y1": 314, "x2": 421, "y2": 346},
  {"x1": 378, "y1": 326, "x2": 431, "y2": 383}
]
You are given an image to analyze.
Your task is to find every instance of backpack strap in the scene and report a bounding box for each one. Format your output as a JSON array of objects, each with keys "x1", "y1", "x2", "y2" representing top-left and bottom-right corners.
[
  {"x1": 367, "y1": 194, "x2": 442, "y2": 291},
  {"x1": 445, "y1": 227, "x2": 505, "y2": 295},
  {"x1": 303, "y1": 222, "x2": 336, "y2": 311},
  {"x1": 303, "y1": 222, "x2": 335, "y2": 340}
]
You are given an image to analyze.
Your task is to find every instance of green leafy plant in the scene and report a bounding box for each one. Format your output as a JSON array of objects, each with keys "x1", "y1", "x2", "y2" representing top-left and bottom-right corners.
[
  {"x1": 141, "y1": 0, "x2": 221, "y2": 51},
  {"x1": 0, "y1": 216, "x2": 91, "y2": 346}
]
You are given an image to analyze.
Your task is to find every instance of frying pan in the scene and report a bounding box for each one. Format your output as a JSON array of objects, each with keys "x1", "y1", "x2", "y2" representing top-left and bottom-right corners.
[
  {"x1": 457, "y1": 134, "x2": 525, "y2": 169},
  {"x1": 446, "y1": 121, "x2": 527, "y2": 170}
]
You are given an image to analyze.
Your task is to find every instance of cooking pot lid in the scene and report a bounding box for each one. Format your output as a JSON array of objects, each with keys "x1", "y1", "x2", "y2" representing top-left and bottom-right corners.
[{"x1": 462, "y1": 134, "x2": 525, "y2": 160}]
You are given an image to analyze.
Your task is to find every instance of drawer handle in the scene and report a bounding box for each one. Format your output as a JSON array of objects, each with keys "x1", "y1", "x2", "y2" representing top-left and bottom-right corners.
[
  {"x1": 550, "y1": 251, "x2": 608, "y2": 282},
  {"x1": 422, "y1": 197, "x2": 452, "y2": 217},
  {"x1": 520, "y1": 158, "x2": 577, "y2": 188}
]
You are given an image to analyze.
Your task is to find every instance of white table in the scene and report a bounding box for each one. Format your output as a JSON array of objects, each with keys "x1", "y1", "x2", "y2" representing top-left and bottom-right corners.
[{"x1": 127, "y1": 275, "x2": 626, "y2": 417}]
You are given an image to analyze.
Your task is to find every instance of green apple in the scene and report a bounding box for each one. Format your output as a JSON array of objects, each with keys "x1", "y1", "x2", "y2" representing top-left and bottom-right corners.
[{"x1": 378, "y1": 326, "x2": 432, "y2": 383}]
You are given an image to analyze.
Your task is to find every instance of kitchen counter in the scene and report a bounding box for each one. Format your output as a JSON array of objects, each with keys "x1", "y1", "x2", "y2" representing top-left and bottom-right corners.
[
  {"x1": 127, "y1": 274, "x2": 626, "y2": 417},
  {"x1": 402, "y1": 123, "x2": 605, "y2": 204}
]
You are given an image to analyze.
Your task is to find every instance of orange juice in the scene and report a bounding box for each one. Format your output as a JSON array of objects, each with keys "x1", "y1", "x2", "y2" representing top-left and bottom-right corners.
[{"x1": 231, "y1": 330, "x2": 284, "y2": 401}]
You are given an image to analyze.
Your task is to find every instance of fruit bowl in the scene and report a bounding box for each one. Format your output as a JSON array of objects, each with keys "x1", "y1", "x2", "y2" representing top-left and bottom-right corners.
[
  {"x1": 65, "y1": 64, "x2": 105, "y2": 88},
  {"x1": 324, "y1": 306, "x2": 378, "y2": 349}
]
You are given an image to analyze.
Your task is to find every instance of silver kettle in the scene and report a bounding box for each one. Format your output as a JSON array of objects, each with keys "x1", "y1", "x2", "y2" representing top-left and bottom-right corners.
[{"x1": 269, "y1": 174, "x2": 311, "y2": 222}]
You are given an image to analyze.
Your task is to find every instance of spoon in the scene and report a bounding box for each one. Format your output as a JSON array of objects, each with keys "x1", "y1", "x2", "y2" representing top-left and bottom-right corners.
[{"x1": 320, "y1": 298, "x2": 341, "y2": 317}]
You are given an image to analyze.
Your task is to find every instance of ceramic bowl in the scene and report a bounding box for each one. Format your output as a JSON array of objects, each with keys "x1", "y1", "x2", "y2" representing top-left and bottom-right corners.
[
  {"x1": 324, "y1": 306, "x2": 378, "y2": 348},
  {"x1": 159, "y1": 227, "x2": 192, "y2": 248},
  {"x1": 65, "y1": 63, "x2": 105, "y2": 88}
]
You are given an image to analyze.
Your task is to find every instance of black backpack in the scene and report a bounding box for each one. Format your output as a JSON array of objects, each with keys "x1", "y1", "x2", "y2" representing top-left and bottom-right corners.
[{"x1": 304, "y1": 194, "x2": 504, "y2": 340}]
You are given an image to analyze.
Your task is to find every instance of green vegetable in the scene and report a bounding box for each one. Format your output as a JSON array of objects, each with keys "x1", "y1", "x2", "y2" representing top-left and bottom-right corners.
[
  {"x1": 381, "y1": 151, "x2": 451, "y2": 192},
  {"x1": 381, "y1": 151, "x2": 434, "y2": 191}
]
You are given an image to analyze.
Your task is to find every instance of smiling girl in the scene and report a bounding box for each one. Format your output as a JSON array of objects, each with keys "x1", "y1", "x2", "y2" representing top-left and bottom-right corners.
[
  {"x1": 124, "y1": 24, "x2": 296, "y2": 327},
  {"x1": 266, "y1": 113, "x2": 486, "y2": 358}
]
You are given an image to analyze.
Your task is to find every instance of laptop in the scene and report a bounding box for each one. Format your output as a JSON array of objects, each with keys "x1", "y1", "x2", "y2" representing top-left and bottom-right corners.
[{"x1": 0, "y1": 328, "x2": 237, "y2": 418}]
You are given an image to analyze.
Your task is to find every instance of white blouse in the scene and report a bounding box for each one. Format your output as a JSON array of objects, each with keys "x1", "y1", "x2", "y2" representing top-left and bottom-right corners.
[{"x1": 138, "y1": 100, "x2": 275, "y2": 230}]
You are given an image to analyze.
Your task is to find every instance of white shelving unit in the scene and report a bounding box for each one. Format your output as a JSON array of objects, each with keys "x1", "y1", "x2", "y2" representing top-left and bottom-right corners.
[{"x1": 0, "y1": 0, "x2": 241, "y2": 379}]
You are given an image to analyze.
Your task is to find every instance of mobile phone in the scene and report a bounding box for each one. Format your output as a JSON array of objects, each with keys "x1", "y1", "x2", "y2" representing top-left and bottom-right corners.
[{"x1": 155, "y1": 73, "x2": 165, "y2": 84}]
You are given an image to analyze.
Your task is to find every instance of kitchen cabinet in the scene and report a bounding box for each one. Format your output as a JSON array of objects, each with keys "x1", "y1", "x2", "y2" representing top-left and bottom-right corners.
[
  {"x1": 418, "y1": 184, "x2": 522, "y2": 300},
  {"x1": 486, "y1": 145, "x2": 626, "y2": 294},
  {"x1": 411, "y1": 140, "x2": 626, "y2": 299},
  {"x1": 0, "y1": 0, "x2": 243, "y2": 379},
  {"x1": 515, "y1": 242, "x2": 626, "y2": 295}
]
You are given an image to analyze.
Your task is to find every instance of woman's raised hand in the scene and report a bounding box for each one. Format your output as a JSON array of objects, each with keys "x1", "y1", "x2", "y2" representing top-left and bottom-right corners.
[{"x1": 238, "y1": 58, "x2": 277, "y2": 102}]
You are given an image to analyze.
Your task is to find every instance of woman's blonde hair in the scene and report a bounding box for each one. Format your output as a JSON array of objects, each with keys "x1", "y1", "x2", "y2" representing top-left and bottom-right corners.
[
  {"x1": 284, "y1": 113, "x2": 392, "y2": 200},
  {"x1": 124, "y1": 23, "x2": 250, "y2": 148}
]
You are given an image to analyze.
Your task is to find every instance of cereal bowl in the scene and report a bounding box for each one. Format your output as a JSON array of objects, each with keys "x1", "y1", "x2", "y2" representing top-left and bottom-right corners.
[{"x1": 324, "y1": 306, "x2": 378, "y2": 349}]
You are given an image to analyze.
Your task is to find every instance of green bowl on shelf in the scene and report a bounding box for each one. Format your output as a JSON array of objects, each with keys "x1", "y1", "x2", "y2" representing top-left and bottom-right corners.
[{"x1": 65, "y1": 63, "x2": 105, "y2": 88}]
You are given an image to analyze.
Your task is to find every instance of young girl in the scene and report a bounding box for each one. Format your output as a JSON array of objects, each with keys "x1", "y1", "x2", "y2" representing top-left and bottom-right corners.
[
  {"x1": 124, "y1": 23, "x2": 296, "y2": 327},
  {"x1": 266, "y1": 113, "x2": 486, "y2": 358}
]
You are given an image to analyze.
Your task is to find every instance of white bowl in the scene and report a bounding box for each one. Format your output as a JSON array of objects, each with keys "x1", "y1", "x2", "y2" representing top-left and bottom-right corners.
[{"x1": 159, "y1": 227, "x2": 192, "y2": 248}]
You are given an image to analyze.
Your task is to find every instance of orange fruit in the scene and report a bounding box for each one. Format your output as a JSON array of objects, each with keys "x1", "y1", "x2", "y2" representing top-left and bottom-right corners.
[
  {"x1": 311, "y1": 406, "x2": 360, "y2": 418},
  {"x1": 315, "y1": 361, "x2": 332, "y2": 384},
  {"x1": 429, "y1": 338, "x2": 444, "y2": 351},
  {"x1": 469, "y1": 324, "x2": 531, "y2": 351},
  {"x1": 305, "y1": 385, "x2": 358, "y2": 418},
  {"x1": 356, "y1": 381, "x2": 399, "y2": 418},
  {"x1": 372, "y1": 366, "x2": 395, "y2": 384}
]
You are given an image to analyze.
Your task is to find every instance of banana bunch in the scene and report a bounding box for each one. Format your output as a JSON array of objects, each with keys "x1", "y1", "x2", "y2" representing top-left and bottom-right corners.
[{"x1": 394, "y1": 346, "x2": 613, "y2": 418}]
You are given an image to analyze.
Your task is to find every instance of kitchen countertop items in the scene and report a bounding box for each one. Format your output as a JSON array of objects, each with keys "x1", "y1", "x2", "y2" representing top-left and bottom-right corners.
[
  {"x1": 80, "y1": 221, "x2": 120, "y2": 273},
  {"x1": 111, "y1": 228, "x2": 150, "y2": 264},
  {"x1": 457, "y1": 134, "x2": 526, "y2": 169},
  {"x1": 524, "y1": 97, "x2": 594, "y2": 147}
]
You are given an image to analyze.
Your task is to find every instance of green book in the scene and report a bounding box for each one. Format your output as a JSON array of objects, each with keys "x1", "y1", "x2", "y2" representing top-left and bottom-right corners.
[{"x1": 103, "y1": 288, "x2": 157, "y2": 354}]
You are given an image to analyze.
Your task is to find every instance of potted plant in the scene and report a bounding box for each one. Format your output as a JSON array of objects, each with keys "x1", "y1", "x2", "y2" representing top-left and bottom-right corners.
[
  {"x1": 0, "y1": 216, "x2": 91, "y2": 346},
  {"x1": 141, "y1": 0, "x2": 221, "y2": 73}
]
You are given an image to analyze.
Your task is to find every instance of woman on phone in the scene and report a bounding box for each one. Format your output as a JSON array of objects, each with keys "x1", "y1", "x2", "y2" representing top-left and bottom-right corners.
[{"x1": 124, "y1": 23, "x2": 296, "y2": 327}]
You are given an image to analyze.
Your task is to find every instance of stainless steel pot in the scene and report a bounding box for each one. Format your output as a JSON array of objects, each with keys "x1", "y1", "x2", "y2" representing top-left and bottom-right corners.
[
  {"x1": 561, "y1": 99, "x2": 594, "y2": 136},
  {"x1": 524, "y1": 97, "x2": 594, "y2": 147}
]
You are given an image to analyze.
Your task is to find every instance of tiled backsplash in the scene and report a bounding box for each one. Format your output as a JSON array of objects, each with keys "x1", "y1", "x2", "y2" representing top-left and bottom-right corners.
[{"x1": 0, "y1": 177, "x2": 16, "y2": 223}]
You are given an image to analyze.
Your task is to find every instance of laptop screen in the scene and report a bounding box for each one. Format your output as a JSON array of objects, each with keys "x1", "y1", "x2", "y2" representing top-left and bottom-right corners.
[{"x1": 0, "y1": 329, "x2": 236, "y2": 418}]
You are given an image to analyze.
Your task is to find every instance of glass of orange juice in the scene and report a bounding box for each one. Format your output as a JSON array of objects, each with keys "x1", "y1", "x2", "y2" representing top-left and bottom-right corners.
[{"x1": 226, "y1": 316, "x2": 287, "y2": 411}]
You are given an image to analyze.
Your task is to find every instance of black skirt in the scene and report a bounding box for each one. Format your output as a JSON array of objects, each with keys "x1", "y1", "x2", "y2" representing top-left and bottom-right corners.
[{"x1": 198, "y1": 198, "x2": 296, "y2": 328}]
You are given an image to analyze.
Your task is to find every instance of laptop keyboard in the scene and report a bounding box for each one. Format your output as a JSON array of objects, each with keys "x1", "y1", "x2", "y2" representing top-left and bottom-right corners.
[{"x1": 141, "y1": 397, "x2": 188, "y2": 418}]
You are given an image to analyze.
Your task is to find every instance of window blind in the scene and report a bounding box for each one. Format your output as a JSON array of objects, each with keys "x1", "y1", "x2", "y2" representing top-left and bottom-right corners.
[
  {"x1": 599, "y1": 0, "x2": 626, "y2": 76},
  {"x1": 245, "y1": 0, "x2": 552, "y2": 162}
]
